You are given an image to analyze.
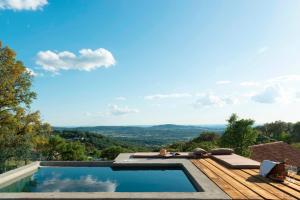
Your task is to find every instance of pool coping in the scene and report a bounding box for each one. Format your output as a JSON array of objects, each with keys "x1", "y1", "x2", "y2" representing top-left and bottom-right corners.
[
  {"x1": 0, "y1": 153, "x2": 230, "y2": 200},
  {"x1": 0, "y1": 162, "x2": 40, "y2": 188}
]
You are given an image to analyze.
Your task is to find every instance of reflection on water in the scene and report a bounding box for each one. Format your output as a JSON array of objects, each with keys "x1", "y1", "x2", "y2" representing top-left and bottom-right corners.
[
  {"x1": 0, "y1": 166, "x2": 197, "y2": 192},
  {"x1": 0, "y1": 169, "x2": 117, "y2": 192},
  {"x1": 36, "y1": 175, "x2": 117, "y2": 192},
  {"x1": 0, "y1": 176, "x2": 36, "y2": 192}
]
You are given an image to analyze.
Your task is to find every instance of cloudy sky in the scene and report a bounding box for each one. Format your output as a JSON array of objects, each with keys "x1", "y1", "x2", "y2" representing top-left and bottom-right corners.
[{"x1": 1, "y1": 0, "x2": 300, "y2": 126}]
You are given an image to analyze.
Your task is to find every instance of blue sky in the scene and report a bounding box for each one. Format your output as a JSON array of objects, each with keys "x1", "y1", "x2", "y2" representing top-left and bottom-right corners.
[{"x1": 1, "y1": 0, "x2": 300, "y2": 126}]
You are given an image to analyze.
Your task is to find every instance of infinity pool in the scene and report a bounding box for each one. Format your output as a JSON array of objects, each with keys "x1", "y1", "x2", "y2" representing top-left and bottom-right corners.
[{"x1": 0, "y1": 166, "x2": 198, "y2": 192}]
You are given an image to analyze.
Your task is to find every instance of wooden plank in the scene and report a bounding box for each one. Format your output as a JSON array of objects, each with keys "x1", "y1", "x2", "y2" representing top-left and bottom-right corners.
[
  {"x1": 253, "y1": 168, "x2": 300, "y2": 186},
  {"x1": 199, "y1": 159, "x2": 263, "y2": 199},
  {"x1": 255, "y1": 168, "x2": 300, "y2": 182},
  {"x1": 233, "y1": 169, "x2": 296, "y2": 200},
  {"x1": 286, "y1": 178, "x2": 300, "y2": 187},
  {"x1": 248, "y1": 169, "x2": 300, "y2": 192},
  {"x1": 192, "y1": 160, "x2": 247, "y2": 199},
  {"x1": 205, "y1": 158, "x2": 278, "y2": 200},
  {"x1": 243, "y1": 169, "x2": 300, "y2": 199},
  {"x1": 283, "y1": 180, "x2": 300, "y2": 192},
  {"x1": 287, "y1": 174, "x2": 300, "y2": 182}
]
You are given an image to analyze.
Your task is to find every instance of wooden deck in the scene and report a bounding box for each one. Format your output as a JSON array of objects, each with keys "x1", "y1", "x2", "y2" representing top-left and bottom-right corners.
[{"x1": 192, "y1": 158, "x2": 300, "y2": 200}]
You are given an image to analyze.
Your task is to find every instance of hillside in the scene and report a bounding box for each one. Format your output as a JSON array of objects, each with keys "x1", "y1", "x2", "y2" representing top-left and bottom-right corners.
[
  {"x1": 55, "y1": 130, "x2": 148, "y2": 151},
  {"x1": 54, "y1": 124, "x2": 225, "y2": 148}
]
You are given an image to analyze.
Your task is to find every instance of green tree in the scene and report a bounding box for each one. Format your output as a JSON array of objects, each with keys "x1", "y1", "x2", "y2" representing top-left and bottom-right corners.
[
  {"x1": 292, "y1": 122, "x2": 300, "y2": 142},
  {"x1": 0, "y1": 42, "x2": 36, "y2": 113},
  {"x1": 255, "y1": 132, "x2": 275, "y2": 144},
  {"x1": 43, "y1": 135, "x2": 66, "y2": 160},
  {"x1": 61, "y1": 142, "x2": 87, "y2": 161},
  {"x1": 101, "y1": 146, "x2": 129, "y2": 160},
  {"x1": 32, "y1": 135, "x2": 49, "y2": 160},
  {"x1": 220, "y1": 114, "x2": 258, "y2": 156},
  {"x1": 0, "y1": 42, "x2": 50, "y2": 171},
  {"x1": 166, "y1": 132, "x2": 220, "y2": 152},
  {"x1": 42, "y1": 135, "x2": 88, "y2": 161},
  {"x1": 192, "y1": 131, "x2": 220, "y2": 143},
  {"x1": 257, "y1": 121, "x2": 292, "y2": 140}
]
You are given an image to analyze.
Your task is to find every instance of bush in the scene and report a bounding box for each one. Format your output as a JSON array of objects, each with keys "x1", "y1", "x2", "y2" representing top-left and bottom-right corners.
[
  {"x1": 101, "y1": 146, "x2": 130, "y2": 160},
  {"x1": 192, "y1": 132, "x2": 220, "y2": 143},
  {"x1": 61, "y1": 142, "x2": 87, "y2": 161}
]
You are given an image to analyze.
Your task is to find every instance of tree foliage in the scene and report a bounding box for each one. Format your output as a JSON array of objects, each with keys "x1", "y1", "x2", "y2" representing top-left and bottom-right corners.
[
  {"x1": 255, "y1": 120, "x2": 300, "y2": 143},
  {"x1": 166, "y1": 131, "x2": 220, "y2": 152},
  {"x1": 0, "y1": 42, "x2": 51, "y2": 171},
  {"x1": 101, "y1": 146, "x2": 130, "y2": 160},
  {"x1": 220, "y1": 114, "x2": 258, "y2": 156},
  {"x1": 40, "y1": 135, "x2": 87, "y2": 161},
  {"x1": 291, "y1": 122, "x2": 300, "y2": 142},
  {"x1": 192, "y1": 131, "x2": 220, "y2": 142},
  {"x1": 60, "y1": 141, "x2": 86, "y2": 161},
  {"x1": 255, "y1": 121, "x2": 292, "y2": 142}
]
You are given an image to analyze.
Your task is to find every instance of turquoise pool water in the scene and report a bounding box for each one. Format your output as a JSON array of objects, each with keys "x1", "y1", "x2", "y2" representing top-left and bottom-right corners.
[{"x1": 0, "y1": 166, "x2": 198, "y2": 192}]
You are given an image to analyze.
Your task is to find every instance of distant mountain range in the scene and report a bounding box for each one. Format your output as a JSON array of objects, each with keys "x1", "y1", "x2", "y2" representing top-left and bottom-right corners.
[{"x1": 54, "y1": 124, "x2": 226, "y2": 148}]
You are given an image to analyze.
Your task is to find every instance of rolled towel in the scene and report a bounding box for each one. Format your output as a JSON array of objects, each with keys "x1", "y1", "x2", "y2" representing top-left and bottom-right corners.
[
  {"x1": 193, "y1": 148, "x2": 207, "y2": 155},
  {"x1": 210, "y1": 148, "x2": 233, "y2": 155},
  {"x1": 260, "y1": 160, "x2": 278, "y2": 177}
]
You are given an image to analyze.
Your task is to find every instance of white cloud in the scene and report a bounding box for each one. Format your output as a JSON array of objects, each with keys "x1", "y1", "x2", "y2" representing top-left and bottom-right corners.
[
  {"x1": 108, "y1": 104, "x2": 139, "y2": 116},
  {"x1": 26, "y1": 68, "x2": 38, "y2": 76},
  {"x1": 240, "y1": 75, "x2": 300, "y2": 104},
  {"x1": 240, "y1": 75, "x2": 300, "y2": 88},
  {"x1": 36, "y1": 48, "x2": 116, "y2": 73},
  {"x1": 115, "y1": 96, "x2": 126, "y2": 101},
  {"x1": 0, "y1": 0, "x2": 48, "y2": 10},
  {"x1": 194, "y1": 93, "x2": 238, "y2": 108},
  {"x1": 222, "y1": 96, "x2": 239, "y2": 105},
  {"x1": 251, "y1": 84, "x2": 290, "y2": 104},
  {"x1": 144, "y1": 93, "x2": 191, "y2": 100},
  {"x1": 37, "y1": 175, "x2": 117, "y2": 192},
  {"x1": 84, "y1": 104, "x2": 138, "y2": 118},
  {"x1": 267, "y1": 75, "x2": 300, "y2": 83},
  {"x1": 216, "y1": 80, "x2": 231, "y2": 85},
  {"x1": 248, "y1": 75, "x2": 300, "y2": 104},
  {"x1": 257, "y1": 46, "x2": 269, "y2": 54},
  {"x1": 240, "y1": 81, "x2": 260, "y2": 87}
]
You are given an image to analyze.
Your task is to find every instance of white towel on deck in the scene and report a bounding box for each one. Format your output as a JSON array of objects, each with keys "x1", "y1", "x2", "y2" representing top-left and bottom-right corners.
[{"x1": 259, "y1": 160, "x2": 278, "y2": 177}]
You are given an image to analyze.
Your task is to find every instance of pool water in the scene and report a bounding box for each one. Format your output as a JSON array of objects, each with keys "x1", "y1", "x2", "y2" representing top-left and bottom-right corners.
[{"x1": 0, "y1": 166, "x2": 198, "y2": 192}]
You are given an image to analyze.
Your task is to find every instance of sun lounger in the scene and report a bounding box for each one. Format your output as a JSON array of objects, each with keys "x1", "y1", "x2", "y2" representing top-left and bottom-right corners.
[
  {"x1": 131, "y1": 152, "x2": 196, "y2": 159},
  {"x1": 211, "y1": 153, "x2": 260, "y2": 169}
]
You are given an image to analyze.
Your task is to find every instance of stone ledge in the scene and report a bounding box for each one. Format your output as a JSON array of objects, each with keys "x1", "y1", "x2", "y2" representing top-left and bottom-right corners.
[
  {"x1": 0, "y1": 192, "x2": 229, "y2": 200},
  {"x1": 0, "y1": 161, "x2": 40, "y2": 188}
]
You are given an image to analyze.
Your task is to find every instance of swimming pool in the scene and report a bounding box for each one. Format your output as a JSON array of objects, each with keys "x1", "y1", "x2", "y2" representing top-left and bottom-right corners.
[
  {"x1": 0, "y1": 155, "x2": 230, "y2": 199},
  {"x1": 0, "y1": 166, "x2": 198, "y2": 192}
]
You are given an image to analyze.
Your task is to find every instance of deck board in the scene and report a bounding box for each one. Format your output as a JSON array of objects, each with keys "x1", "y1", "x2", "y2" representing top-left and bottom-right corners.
[
  {"x1": 289, "y1": 174, "x2": 300, "y2": 181},
  {"x1": 192, "y1": 158, "x2": 300, "y2": 200},
  {"x1": 192, "y1": 160, "x2": 247, "y2": 199},
  {"x1": 243, "y1": 169, "x2": 300, "y2": 199},
  {"x1": 232, "y1": 169, "x2": 296, "y2": 200},
  {"x1": 205, "y1": 159, "x2": 278, "y2": 199},
  {"x1": 200, "y1": 159, "x2": 263, "y2": 199}
]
